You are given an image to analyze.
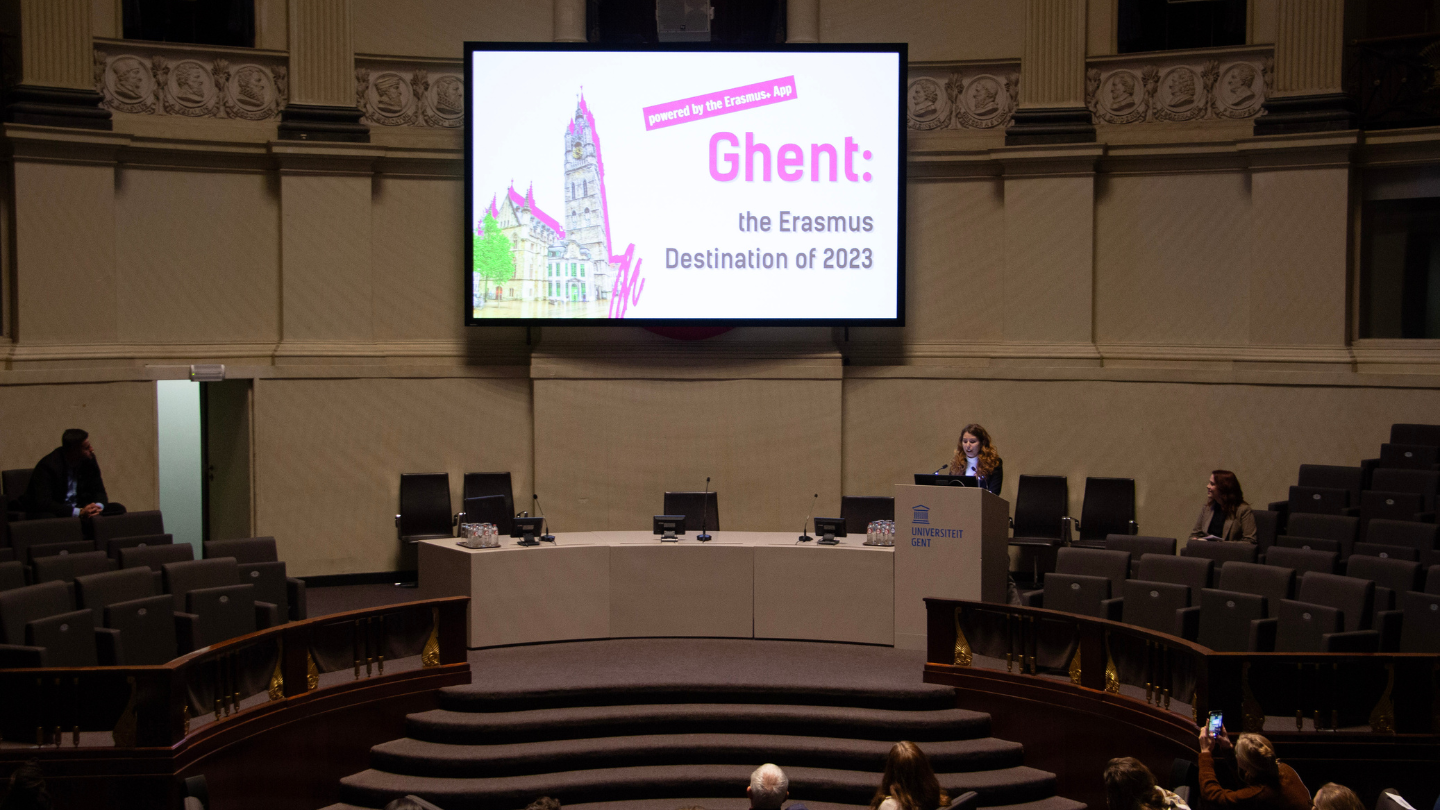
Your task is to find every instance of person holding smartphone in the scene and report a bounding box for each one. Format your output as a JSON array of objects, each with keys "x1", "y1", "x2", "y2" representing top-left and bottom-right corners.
[
  {"x1": 1189, "y1": 470, "x2": 1256, "y2": 544},
  {"x1": 1198, "y1": 723, "x2": 1310, "y2": 810}
]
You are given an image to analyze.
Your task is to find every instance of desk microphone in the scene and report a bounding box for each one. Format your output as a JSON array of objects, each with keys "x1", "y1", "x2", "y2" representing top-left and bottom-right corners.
[
  {"x1": 697, "y1": 477, "x2": 712, "y2": 542},
  {"x1": 798, "y1": 493, "x2": 817, "y2": 542},
  {"x1": 933, "y1": 463, "x2": 949, "y2": 475},
  {"x1": 531, "y1": 494, "x2": 556, "y2": 542}
]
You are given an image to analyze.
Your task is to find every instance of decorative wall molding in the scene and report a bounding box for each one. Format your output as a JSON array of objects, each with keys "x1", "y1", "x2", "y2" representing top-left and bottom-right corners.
[
  {"x1": 93, "y1": 39, "x2": 288, "y2": 121},
  {"x1": 1085, "y1": 46, "x2": 1273, "y2": 126},
  {"x1": 907, "y1": 60, "x2": 1021, "y2": 132},
  {"x1": 354, "y1": 56, "x2": 463, "y2": 129}
]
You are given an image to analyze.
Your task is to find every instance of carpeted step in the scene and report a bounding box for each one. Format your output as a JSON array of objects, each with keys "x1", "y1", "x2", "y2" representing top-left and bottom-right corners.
[
  {"x1": 438, "y1": 682, "x2": 958, "y2": 713},
  {"x1": 407, "y1": 703, "x2": 991, "y2": 745},
  {"x1": 371, "y1": 733, "x2": 1025, "y2": 777},
  {"x1": 564, "y1": 798, "x2": 1086, "y2": 810},
  {"x1": 338, "y1": 762, "x2": 1059, "y2": 810}
]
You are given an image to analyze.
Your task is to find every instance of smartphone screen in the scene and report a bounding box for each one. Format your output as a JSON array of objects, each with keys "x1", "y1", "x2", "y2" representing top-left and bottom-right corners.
[{"x1": 1207, "y1": 710, "x2": 1224, "y2": 736}]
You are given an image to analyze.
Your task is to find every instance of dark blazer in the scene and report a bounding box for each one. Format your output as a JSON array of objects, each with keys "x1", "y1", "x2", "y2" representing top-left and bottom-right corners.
[
  {"x1": 24, "y1": 447, "x2": 108, "y2": 518},
  {"x1": 979, "y1": 459, "x2": 1003, "y2": 497}
]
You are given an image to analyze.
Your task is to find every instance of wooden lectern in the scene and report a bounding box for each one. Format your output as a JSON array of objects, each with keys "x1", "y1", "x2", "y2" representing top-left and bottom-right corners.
[{"x1": 893, "y1": 483, "x2": 1010, "y2": 650}]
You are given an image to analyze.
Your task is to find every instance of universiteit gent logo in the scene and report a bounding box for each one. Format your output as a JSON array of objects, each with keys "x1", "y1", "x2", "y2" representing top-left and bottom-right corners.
[{"x1": 912, "y1": 505, "x2": 929, "y2": 525}]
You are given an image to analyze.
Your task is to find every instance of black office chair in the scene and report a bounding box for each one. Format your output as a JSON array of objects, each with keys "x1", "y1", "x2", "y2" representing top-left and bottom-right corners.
[
  {"x1": 1008, "y1": 474, "x2": 1070, "y2": 586},
  {"x1": 460, "y1": 495, "x2": 512, "y2": 535},
  {"x1": 840, "y1": 495, "x2": 894, "y2": 536},
  {"x1": 462, "y1": 472, "x2": 515, "y2": 530},
  {"x1": 1, "y1": 469, "x2": 31, "y2": 501},
  {"x1": 663, "y1": 491, "x2": 719, "y2": 533},
  {"x1": 397, "y1": 473, "x2": 453, "y2": 542},
  {"x1": 1074, "y1": 477, "x2": 1136, "y2": 547}
]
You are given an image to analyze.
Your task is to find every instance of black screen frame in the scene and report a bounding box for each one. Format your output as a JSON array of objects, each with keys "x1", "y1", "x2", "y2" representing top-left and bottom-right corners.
[{"x1": 462, "y1": 40, "x2": 907, "y2": 327}]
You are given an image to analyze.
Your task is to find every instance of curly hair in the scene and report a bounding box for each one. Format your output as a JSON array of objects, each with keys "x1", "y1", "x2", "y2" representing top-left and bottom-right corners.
[
  {"x1": 1207, "y1": 470, "x2": 1247, "y2": 518},
  {"x1": 950, "y1": 424, "x2": 1000, "y2": 479}
]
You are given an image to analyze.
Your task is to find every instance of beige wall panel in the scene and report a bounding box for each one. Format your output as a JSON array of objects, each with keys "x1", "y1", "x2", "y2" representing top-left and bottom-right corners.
[
  {"x1": 533, "y1": 378, "x2": 841, "y2": 534},
  {"x1": 1002, "y1": 175, "x2": 1094, "y2": 343},
  {"x1": 1095, "y1": 172, "x2": 1250, "y2": 345},
  {"x1": 372, "y1": 176, "x2": 465, "y2": 342},
  {"x1": 115, "y1": 170, "x2": 280, "y2": 344},
  {"x1": 843, "y1": 377, "x2": 1440, "y2": 547},
  {"x1": 0, "y1": 381, "x2": 157, "y2": 511},
  {"x1": 1249, "y1": 167, "x2": 1348, "y2": 346},
  {"x1": 821, "y1": 0, "x2": 1023, "y2": 61},
  {"x1": 906, "y1": 180, "x2": 1005, "y2": 344},
  {"x1": 252, "y1": 376, "x2": 533, "y2": 576},
  {"x1": 13, "y1": 161, "x2": 117, "y2": 344},
  {"x1": 353, "y1": 0, "x2": 551, "y2": 57},
  {"x1": 280, "y1": 174, "x2": 374, "y2": 342}
]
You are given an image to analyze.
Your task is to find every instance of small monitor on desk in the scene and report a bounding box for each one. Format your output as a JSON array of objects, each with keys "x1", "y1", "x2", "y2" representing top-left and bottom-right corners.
[
  {"x1": 512, "y1": 516, "x2": 545, "y2": 545},
  {"x1": 654, "y1": 515, "x2": 686, "y2": 541},
  {"x1": 813, "y1": 517, "x2": 845, "y2": 545},
  {"x1": 914, "y1": 474, "x2": 978, "y2": 487}
]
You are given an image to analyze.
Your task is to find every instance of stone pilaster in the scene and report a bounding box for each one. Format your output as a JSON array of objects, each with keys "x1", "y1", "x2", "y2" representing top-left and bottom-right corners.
[
  {"x1": 279, "y1": 0, "x2": 367, "y2": 143},
  {"x1": 1007, "y1": 0, "x2": 1092, "y2": 146},
  {"x1": 1254, "y1": 0, "x2": 1354, "y2": 135},
  {"x1": 3, "y1": 0, "x2": 111, "y2": 130},
  {"x1": 554, "y1": 0, "x2": 586, "y2": 42},
  {"x1": 787, "y1": 0, "x2": 819, "y2": 44}
]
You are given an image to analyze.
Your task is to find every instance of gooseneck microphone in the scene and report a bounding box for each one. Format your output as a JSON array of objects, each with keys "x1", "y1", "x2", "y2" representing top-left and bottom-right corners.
[
  {"x1": 697, "y1": 477, "x2": 712, "y2": 542},
  {"x1": 532, "y1": 494, "x2": 556, "y2": 542},
  {"x1": 798, "y1": 493, "x2": 818, "y2": 543},
  {"x1": 933, "y1": 463, "x2": 949, "y2": 475}
]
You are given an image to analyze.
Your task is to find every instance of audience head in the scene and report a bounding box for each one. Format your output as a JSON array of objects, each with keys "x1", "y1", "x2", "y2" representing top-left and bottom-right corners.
[
  {"x1": 951, "y1": 423, "x2": 1000, "y2": 477},
  {"x1": 61, "y1": 429, "x2": 91, "y2": 462},
  {"x1": 1207, "y1": 470, "x2": 1246, "y2": 516},
  {"x1": 382, "y1": 797, "x2": 441, "y2": 810},
  {"x1": 1233, "y1": 733, "x2": 1280, "y2": 786},
  {"x1": 2, "y1": 761, "x2": 52, "y2": 810},
  {"x1": 749, "y1": 764, "x2": 789, "y2": 809},
  {"x1": 1103, "y1": 757, "x2": 1160, "y2": 810},
  {"x1": 524, "y1": 799, "x2": 561, "y2": 810},
  {"x1": 1313, "y1": 783, "x2": 1364, "y2": 810},
  {"x1": 871, "y1": 741, "x2": 947, "y2": 810}
]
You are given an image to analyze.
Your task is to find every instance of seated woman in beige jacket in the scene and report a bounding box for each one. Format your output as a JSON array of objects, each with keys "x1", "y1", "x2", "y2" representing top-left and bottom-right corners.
[{"x1": 1189, "y1": 470, "x2": 1257, "y2": 543}]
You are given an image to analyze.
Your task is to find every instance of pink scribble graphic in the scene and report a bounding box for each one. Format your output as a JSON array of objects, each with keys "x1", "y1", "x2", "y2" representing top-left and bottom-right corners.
[{"x1": 608, "y1": 244, "x2": 646, "y2": 318}]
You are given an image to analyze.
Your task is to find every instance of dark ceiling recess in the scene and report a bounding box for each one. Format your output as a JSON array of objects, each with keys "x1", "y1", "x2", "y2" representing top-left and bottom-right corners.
[
  {"x1": 124, "y1": 0, "x2": 255, "y2": 48},
  {"x1": 1117, "y1": 0, "x2": 1245, "y2": 54},
  {"x1": 588, "y1": 0, "x2": 785, "y2": 44}
]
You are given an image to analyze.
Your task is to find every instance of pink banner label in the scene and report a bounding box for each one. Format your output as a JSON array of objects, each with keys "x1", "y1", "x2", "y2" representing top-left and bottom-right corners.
[{"x1": 643, "y1": 76, "x2": 798, "y2": 131}]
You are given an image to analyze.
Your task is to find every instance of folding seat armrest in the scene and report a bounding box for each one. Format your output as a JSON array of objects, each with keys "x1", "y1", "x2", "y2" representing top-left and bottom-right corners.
[
  {"x1": 1060, "y1": 517, "x2": 1076, "y2": 543},
  {"x1": 1176, "y1": 606, "x2": 1201, "y2": 641},
  {"x1": 95, "y1": 627, "x2": 123, "y2": 666},
  {"x1": 175, "y1": 612, "x2": 200, "y2": 654},
  {"x1": 1102, "y1": 597, "x2": 1124, "y2": 622},
  {"x1": 1376, "y1": 610, "x2": 1404, "y2": 652},
  {"x1": 1322, "y1": 629, "x2": 1380, "y2": 653},
  {"x1": 1343, "y1": 507, "x2": 1360, "y2": 517},
  {"x1": 1361, "y1": 458, "x2": 1379, "y2": 489},
  {"x1": 0, "y1": 643, "x2": 47, "y2": 668},
  {"x1": 286, "y1": 577, "x2": 307, "y2": 621},
  {"x1": 1417, "y1": 511, "x2": 1437, "y2": 524},
  {"x1": 0, "y1": 548, "x2": 13, "y2": 563},
  {"x1": 255, "y1": 601, "x2": 280, "y2": 630},
  {"x1": 1266, "y1": 500, "x2": 1287, "y2": 513},
  {"x1": 1249, "y1": 618, "x2": 1277, "y2": 652},
  {"x1": 1127, "y1": 520, "x2": 1139, "y2": 535},
  {"x1": 1021, "y1": 589, "x2": 1043, "y2": 608},
  {"x1": 150, "y1": 570, "x2": 163, "y2": 592}
]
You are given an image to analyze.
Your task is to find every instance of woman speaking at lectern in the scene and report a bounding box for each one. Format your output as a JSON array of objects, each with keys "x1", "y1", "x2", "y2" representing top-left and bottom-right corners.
[{"x1": 949, "y1": 423, "x2": 1003, "y2": 496}]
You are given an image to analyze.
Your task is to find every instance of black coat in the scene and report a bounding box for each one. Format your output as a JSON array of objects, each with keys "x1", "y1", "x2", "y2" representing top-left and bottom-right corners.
[
  {"x1": 23, "y1": 447, "x2": 108, "y2": 518},
  {"x1": 979, "y1": 458, "x2": 1003, "y2": 497}
]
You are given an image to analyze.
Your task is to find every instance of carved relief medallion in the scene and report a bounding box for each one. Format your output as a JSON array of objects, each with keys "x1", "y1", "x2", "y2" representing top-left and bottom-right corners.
[
  {"x1": 906, "y1": 77, "x2": 950, "y2": 130},
  {"x1": 1213, "y1": 62, "x2": 1264, "y2": 118},
  {"x1": 104, "y1": 55, "x2": 156, "y2": 114},
  {"x1": 361, "y1": 70, "x2": 419, "y2": 126},
  {"x1": 423, "y1": 74, "x2": 464, "y2": 127},
  {"x1": 951, "y1": 73, "x2": 1013, "y2": 129},
  {"x1": 224, "y1": 64, "x2": 280, "y2": 120},
  {"x1": 162, "y1": 59, "x2": 219, "y2": 116},
  {"x1": 1093, "y1": 70, "x2": 1147, "y2": 124},
  {"x1": 1152, "y1": 66, "x2": 1206, "y2": 122}
]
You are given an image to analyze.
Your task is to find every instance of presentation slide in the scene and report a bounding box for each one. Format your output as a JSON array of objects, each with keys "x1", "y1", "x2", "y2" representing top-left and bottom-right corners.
[{"x1": 465, "y1": 45, "x2": 904, "y2": 324}]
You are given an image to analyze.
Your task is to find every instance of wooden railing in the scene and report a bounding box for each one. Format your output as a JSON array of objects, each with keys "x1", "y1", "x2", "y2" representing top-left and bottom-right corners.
[
  {"x1": 0, "y1": 596, "x2": 469, "y2": 749},
  {"x1": 925, "y1": 598, "x2": 1440, "y2": 735}
]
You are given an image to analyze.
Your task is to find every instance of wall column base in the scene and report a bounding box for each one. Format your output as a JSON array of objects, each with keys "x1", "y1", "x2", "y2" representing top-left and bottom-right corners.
[
  {"x1": 3, "y1": 85, "x2": 112, "y2": 130},
  {"x1": 1254, "y1": 93, "x2": 1356, "y2": 136},
  {"x1": 278, "y1": 103, "x2": 370, "y2": 143},
  {"x1": 1005, "y1": 106, "x2": 1095, "y2": 146}
]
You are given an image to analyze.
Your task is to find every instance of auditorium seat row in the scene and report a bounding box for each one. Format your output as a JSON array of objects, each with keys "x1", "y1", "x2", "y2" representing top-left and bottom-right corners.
[
  {"x1": 0, "y1": 537, "x2": 305, "y2": 667},
  {"x1": 1022, "y1": 546, "x2": 1440, "y2": 653}
]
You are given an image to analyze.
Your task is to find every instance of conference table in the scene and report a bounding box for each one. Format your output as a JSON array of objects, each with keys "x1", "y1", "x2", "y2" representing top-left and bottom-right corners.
[{"x1": 416, "y1": 531, "x2": 896, "y2": 648}]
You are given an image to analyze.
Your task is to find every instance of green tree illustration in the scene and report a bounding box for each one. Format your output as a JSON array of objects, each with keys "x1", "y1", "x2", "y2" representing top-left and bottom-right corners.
[{"x1": 473, "y1": 212, "x2": 516, "y2": 297}]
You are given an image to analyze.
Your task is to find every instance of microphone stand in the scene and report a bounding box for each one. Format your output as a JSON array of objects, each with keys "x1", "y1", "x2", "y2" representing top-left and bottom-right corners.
[
  {"x1": 532, "y1": 494, "x2": 556, "y2": 542},
  {"x1": 798, "y1": 493, "x2": 817, "y2": 543},
  {"x1": 697, "y1": 477, "x2": 712, "y2": 542}
]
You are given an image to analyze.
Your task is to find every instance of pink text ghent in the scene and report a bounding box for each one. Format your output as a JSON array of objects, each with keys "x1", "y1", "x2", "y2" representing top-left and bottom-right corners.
[{"x1": 709, "y1": 133, "x2": 874, "y2": 183}]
